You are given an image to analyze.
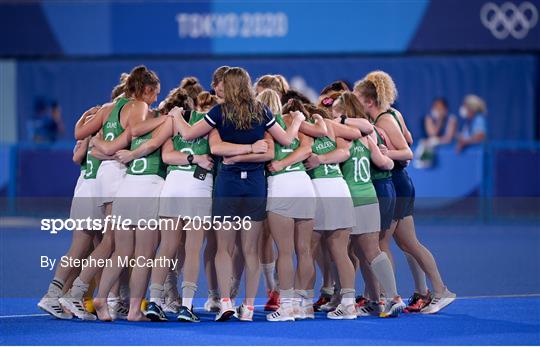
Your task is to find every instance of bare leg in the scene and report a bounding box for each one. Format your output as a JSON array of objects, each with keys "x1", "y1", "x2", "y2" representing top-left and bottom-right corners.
[
  {"x1": 231, "y1": 231, "x2": 245, "y2": 299},
  {"x1": 93, "y1": 225, "x2": 134, "y2": 321},
  {"x1": 181, "y1": 224, "x2": 205, "y2": 308},
  {"x1": 267, "y1": 212, "x2": 295, "y2": 291},
  {"x1": 215, "y1": 228, "x2": 237, "y2": 299},
  {"x1": 127, "y1": 228, "x2": 159, "y2": 321},
  {"x1": 241, "y1": 221, "x2": 262, "y2": 306},
  {"x1": 379, "y1": 220, "x2": 398, "y2": 268},
  {"x1": 393, "y1": 216, "x2": 445, "y2": 295},
  {"x1": 293, "y1": 219, "x2": 314, "y2": 291},
  {"x1": 326, "y1": 229, "x2": 355, "y2": 290},
  {"x1": 352, "y1": 238, "x2": 380, "y2": 301},
  {"x1": 148, "y1": 218, "x2": 182, "y2": 304},
  {"x1": 204, "y1": 229, "x2": 218, "y2": 295}
]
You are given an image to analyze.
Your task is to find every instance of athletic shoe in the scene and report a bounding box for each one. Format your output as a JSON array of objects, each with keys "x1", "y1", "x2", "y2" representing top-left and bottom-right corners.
[
  {"x1": 379, "y1": 296, "x2": 406, "y2": 318},
  {"x1": 59, "y1": 295, "x2": 97, "y2": 320},
  {"x1": 327, "y1": 304, "x2": 357, "y2": 320},
  {"x1": 421, "y1": 289, "x2": 456, "y2": 314},
  {"x1": 234, "y1": 304, "x2": 254, "y2": 322},
  {"x1": 163, "y1": 298, "x2": 181, "y2": 314},
  {"x1": 405, "y1": 291, "x2": 431, "y2": 313},
  {"x1": 108, "y1": 298, "x2": 129, "y2": 320},
  {"x1": 320, "y1": 294, "x2": 340, "y2": 312},
  {"x1": 38, "y1": 296, "x2": 73, "y2": 320},
  {"x1": 204, "y1": 296, "x2": 221, "y2": 312},
  {"x1": 145, "y1": 301, "x2": 168, "y2": 322},
  {"x1": 355, "y1": 295, "x2": 367, "y2": 307},
  {"x1": 356, "y1": 301, "x2": 384, "y2": 317},
  {"x1": 292, "y1": 300, "x2": 304, "y2": 319},
  {"x1": 215, "y1": 299, "x2": 235, "y2": 322},
  {"x1": 267, "y1": 306, "x2": 295, "y2": 322},
  {"x1": 177, "y1": 305, "x2": 200, "y2": 323},
  {"x1": 264, "y1": 290, "x2": 280, "y2": 311},
  {"x1": 299, "y1": 303, "x2": 315, "y2": 319},
  {"x1": 313, "y1": 294, "x2": 331, "y2": 312}
]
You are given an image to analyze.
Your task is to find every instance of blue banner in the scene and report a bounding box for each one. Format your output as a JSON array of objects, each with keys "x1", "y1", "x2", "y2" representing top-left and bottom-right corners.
[{"x1": 1, "y1": 0, "x2": 538, "y2": 56}]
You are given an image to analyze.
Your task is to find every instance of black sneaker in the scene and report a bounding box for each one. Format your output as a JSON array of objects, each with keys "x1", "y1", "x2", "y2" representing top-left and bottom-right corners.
[
  {"x1": 177, "y1": 305, "x2": 200, "y2": 323},
  {"x1": 145, "y1": 301, "x2": 167, "y2": 322}
]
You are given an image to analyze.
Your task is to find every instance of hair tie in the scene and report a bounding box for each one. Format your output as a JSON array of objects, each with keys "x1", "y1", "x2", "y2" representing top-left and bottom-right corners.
[{"x1": 322, "y1": 97, "x2": 334, "y2": 106}]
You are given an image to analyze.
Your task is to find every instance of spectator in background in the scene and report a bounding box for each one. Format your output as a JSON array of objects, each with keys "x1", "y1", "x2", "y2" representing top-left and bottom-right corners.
[
  {"x1": 50, "y1": 100, "x2": 65, "y2": 139},
  {"x1": 424, "y1": 98, "x2": 457, "y2": 145},
  {"x1": 456, "y1": 94, "x2": 487, "y2": 153},
  {"x1": 414, "y1": 98, "x2": 457, "y2": 168},
  {"x1": 28, "y1": 98, "x2": 64, "y2": 143}
]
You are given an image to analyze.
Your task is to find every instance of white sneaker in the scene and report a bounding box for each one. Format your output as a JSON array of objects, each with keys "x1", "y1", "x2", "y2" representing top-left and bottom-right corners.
[
  {"x1": 215, "y1": 299, "x2": 235, "y2": 322},
  {"x1": 320, "y1": 293, "x2": 340, "y2": 312},
  {"x1": 421, "y1": 289, "x2": 456, "y2": 314},
  {"x1": 327, "y1": 304, "x2": 357, "y2": 320},
  {"x1": 204, "y1": 296, "x2": 221, "y2": 312},
  {"x1": 59, "y1": 295, "x2": 97, "y2": 320},
  {"x1": 267, "y1": 305, "x2": 295, "y2": 322},
  {"x1": 108, "y1": 299, "x2": 129, "y2": 320},
  {"x1": 379, "y1": 296, "x2": 406, "y2": 318},
  {"x1": 38, "y1": 296, "x2": 73, "y2": 320},
  {"x1": 234, "y1": 304, "x2": 254, "y2": 322},
  {"x1": 356, "y1": 301, "x2": 384, "y2": 317}
]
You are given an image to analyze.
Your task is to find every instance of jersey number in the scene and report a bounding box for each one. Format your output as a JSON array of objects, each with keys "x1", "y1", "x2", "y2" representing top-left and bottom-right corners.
[
  {"x1": 131, "y1": 158, "x2": 148, "y2": 173},
  {"x1": 352, "y1": 157, "x2": 370, "y2": 183},
  {"x1": 178, "y1": 148, "x2": 195, "y2": 170}
]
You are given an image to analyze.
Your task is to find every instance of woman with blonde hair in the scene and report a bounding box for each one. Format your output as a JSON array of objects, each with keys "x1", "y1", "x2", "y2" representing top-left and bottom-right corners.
[
  {"x1": 354, "y1": 70, "x2": 455, "y2": 315},
  {"x1": 255, "y1": 74, "x2": 289, "y2": 97},
  {"x1": 169, "y1": 67, "x2": 305, "y2": 321}
]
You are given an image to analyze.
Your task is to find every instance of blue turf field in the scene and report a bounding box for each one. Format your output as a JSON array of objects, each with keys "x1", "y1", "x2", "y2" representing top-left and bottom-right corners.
[{"x1": 1, "y1": 222, "x2": 539, "y2": 345}]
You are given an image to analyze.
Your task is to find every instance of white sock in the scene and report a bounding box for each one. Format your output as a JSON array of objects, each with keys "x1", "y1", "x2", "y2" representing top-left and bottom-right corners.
[
  {"x1": 47, "y1": 277, "x2": 64, "y2": 298},
  {"x1": 370, "y1": 252, "x2": 398, "y2": 299},
  {"x1": 279, "y1": 288, "x2": 294, "y2": 309},
  {"x1": 164, "y1": 270, "x2": 178, "y2": 300},
  {"x1": 69, "y1": 277, "x2": 89, "y2": 300},
  {"x1": 181, "y1": 281, "x2": 197, "y2": 309},
  {"x1": 321, "y1": 286, "x2": 334, "y2": 296},
  {"x1": 340, "y1": 288, "x2": 355, "y2": 306},
  {"x1": 302, "y1": 289, "x2": 314, "y2": 306},
  {"x1": 261, "y1": 262, "x2": 277, "y2": 291},
  {"x1": 405, "y1": 252, "x2": 428, "y2": 295},
  {"x1": 149, "y1": 283, "x2": 164, "y2": 306}
]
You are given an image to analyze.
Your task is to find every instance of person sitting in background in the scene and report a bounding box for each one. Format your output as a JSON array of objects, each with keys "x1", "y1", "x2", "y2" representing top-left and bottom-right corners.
[
  {"x1": 414, "y1": 98, "x2": 457, "y2": 168},
  {"x1": 424, "y1": 98, "x2": 457, "y2": 145},
  {"x1": 455, "y1": 94, "x2": 487, "y2": 153},
  {"x1": 29, "y1": 98, "x2": 63, "y2": 143}
]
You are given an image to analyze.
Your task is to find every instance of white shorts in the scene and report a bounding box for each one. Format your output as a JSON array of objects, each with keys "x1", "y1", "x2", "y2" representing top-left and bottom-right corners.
[
  {"x1": 267, "y1": 171, "x2": 316, "y2": 219},
  {"x1": 159, "y1": 170, "x2": 213, "y2": 218},
  {"x1": 312, "y1": 178, "x2": 355, "y2": 231},
  {"x1": 112, "y1": 174, "x2": 164, "y2": 225},
  {"x1": 351, "y1": 203, "x2": 381, "y2": 235},
  {"x1": 96, "y1": 160, "x2": 126, "y2": 206},
  {"x1": 69, "y1": 171, "x2": 105, "y2": 222}
]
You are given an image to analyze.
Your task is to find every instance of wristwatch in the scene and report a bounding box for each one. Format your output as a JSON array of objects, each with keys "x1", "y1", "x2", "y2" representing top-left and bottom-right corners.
[
  {"x1": 340, "y1": 115, "x2": 347, "y2": 124},
  {"x1": 187, "y1": 154, "x2": 194, "y2": 165}
]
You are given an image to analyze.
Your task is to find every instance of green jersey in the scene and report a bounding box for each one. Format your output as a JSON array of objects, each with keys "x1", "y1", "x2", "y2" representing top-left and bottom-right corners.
[
  {"x1": 370, "y1": 128, "x2": 392, "y2": 181},
  {"x1": 127, "y1": 132, "x2": 166, "y2": 178},
  {"x1": 102, "y1": 97, "x2": 130, "y2": 142},
  {"x1": 270, "y1": 114, "x2": 305, "y2": 176},
  {"x1": 167, "y1": 111, "x2": 210, "y2": 174},
  {"x1": 308, "y1": 136, "x2": 342, "y2": 179},
  {"x1": 83, "y1": 147, "x2": 101, "y2": 179},
  {"x1": 341, "y1": 139, "x2": 378, "y2": 206}
]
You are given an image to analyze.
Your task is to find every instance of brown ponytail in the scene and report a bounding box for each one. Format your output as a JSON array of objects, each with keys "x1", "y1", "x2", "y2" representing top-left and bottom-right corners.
[
  {"x1": 111, "y1": 72, "x2": 129, "y2": 101},
  {"x1": 158, "y1": 88, "x2": 194, "y2": 115},
  {"x1": 180, "y1": 76, "x2": 204, "y2": 106},
  {"x1": 196, "y1": 91, "x2": 219, "y2": 113},
  {"x1": 125, "y1": 65, "x2": 160, "y2": 99}
]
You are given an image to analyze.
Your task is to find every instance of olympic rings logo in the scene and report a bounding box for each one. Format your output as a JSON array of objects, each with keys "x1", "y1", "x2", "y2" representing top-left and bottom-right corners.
[{"x1": 480, "y1": 2, "x2": 538, "y2": 39}]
